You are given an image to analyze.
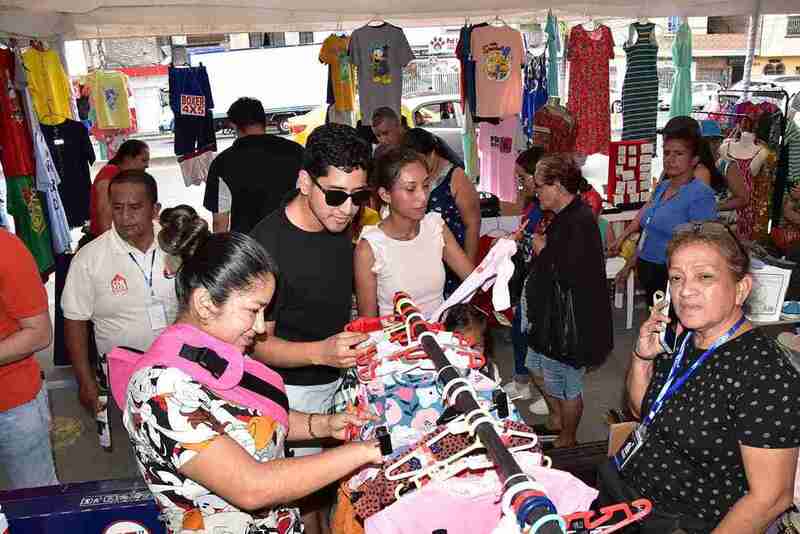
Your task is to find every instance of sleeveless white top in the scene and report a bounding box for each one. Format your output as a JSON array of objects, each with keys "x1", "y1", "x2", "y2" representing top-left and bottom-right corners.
[{"x1": 361, "y1": 212, "x2": 446, "y2": 318}]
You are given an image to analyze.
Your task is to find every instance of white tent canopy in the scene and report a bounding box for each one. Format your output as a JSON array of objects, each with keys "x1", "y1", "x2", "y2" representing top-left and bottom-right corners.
[{"x1": 0, "y1": 0, "x2": 793, "y2": 39}]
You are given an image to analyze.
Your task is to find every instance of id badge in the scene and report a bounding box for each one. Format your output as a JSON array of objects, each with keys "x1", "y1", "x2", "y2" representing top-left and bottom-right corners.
[
  {"x1": 613, "y1": 423, "x2": 646, "y2": 471},
  {"x1": 147, "y1": 302, "x2": 168, "y2": 330}
]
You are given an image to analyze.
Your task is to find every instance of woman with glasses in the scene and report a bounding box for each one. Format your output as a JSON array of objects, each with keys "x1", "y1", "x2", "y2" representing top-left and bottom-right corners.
[
  {"x1": 609, "y1": 117, "x2": 718, "y2": 305},
  {"x1": 354, "y1": 146, "x2": 474, "y2": 318},
  {"x1": 524, "y1": 154, "x2": 613, "y2": 448},
  {"x1": 601, "y1": 221, "x2": 800, "y2": 533}
]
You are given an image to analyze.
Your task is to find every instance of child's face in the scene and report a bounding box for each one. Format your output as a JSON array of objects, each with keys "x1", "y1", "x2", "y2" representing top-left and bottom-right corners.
[{"x1": 460, "y1": 323, "x2": 484, "y2": 349}]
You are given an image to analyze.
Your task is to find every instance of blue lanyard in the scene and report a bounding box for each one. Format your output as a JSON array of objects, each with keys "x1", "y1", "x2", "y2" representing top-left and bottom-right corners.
[
  {"x1": 129, "y1": 250, "x2": 156, "y2": 295},
  {"x1": 642, "y1": 315, "x2": 747, "y2": 430}
]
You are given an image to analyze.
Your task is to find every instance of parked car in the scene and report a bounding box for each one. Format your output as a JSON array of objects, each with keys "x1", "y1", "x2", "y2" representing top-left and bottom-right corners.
[
  {"x1": 692, "y1": 81, "x2": 723, "y2": 110},
  {"x1": 720, "y1": 76, "x2": 800, "y2": 102},
  {"x1": 288, "y1": 94, "x2": 465, "y2": 161}
]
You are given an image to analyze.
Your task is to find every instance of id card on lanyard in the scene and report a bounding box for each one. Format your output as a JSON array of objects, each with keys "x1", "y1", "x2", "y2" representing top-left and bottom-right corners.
[
  {"x1": 129, "y1": 250, "x2": 167, "y2": 330},
  {"x1": 614, "y1": 315, "x2": 747, "y2": 471}
]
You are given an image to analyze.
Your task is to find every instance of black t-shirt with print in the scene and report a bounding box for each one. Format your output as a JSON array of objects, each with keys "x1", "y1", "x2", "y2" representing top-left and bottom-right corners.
[
  {"x1": 250, "y1": 191, "x2": 352, "y2": 386},
  {"x1": 621, "y1": 328, "x2": 800, "y2": 524}
]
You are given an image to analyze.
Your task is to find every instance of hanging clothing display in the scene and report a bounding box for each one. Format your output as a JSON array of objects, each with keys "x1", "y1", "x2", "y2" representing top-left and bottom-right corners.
[
  {"x1": 668, "y1": 21, "x2": 692, "y2": 119},
  {"x1": 21, "y1": 47, "x2": 73, "y2": 126},
  {"x1": 88, "y1": 70, "x2": 132, "y2": 130},
  {"x1": 319, "y1": 35, "x2": 355, "y2": 112},
  {"x1": 456, "y1": 23, "x2": 488, "y2": 117},
  {"x1": 521, "y1": 52, "x2": 548, "y2": 140},
  {"x1": 567, "y1": 24, "x2": 614, "y2": 156},
  {"x1": 477, "y1": 116, "x2": 524, "y2": 202},
  {"x1": 545, "y1": 11, "x2": 560, "y2": 97},
  {"x1": 0, "y1": 48, "x2": 35, "y2": 178},
  {"x1": 621, "y1": 22, "x2": 659, "y2": 142},
  {"x1": 533, "y1": 103, "x2": 576, "y2": 153},
  {"x1": 349, "y1": 23, "x2": 414, "y2": 125},
  {"x1": 787, "y1": 119, "x2": 800, "y2": 183},
  {"x1": 168, "y1": 65, "x2": 217, "y2": 156},
  {"x1": 40, "y1": 119, "x2": 96, "y2": 228},
  {"x1": 462, "y1": 107, "x2": 479, "y2": 180},
  {"x1": 470, "y1": 25, "x2": 525, "y2": 119},
  {"x1": 17, "y1": 60, "x2": 71, "y2": 254},
  {"x1": 6, "y1": 175, "x2": 54, "y2": 274}
]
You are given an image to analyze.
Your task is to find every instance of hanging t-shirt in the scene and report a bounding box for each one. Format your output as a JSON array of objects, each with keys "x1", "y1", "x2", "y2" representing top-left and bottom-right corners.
[
  {"x1": 6, "y1": 175, "x2": 54, "y2": 274},
  {"x1": 349, "y1": 24, "x2": 414, "y2": 126},
  {"x1": 21, "y1": 48, "x2": 73, "y2": 126},
  {"x1": 40, "y1": 119, "x2": 96, "y2": 228},
  {"x1": 470, "y1": 25, "x2": 525, "y2": 118},
  {"x1": 0, "y1": 49, "x2": 35, "y2": 178},
  {"x1": 320, "y1": 35, "x2": 356, "y2": 112},
  {"x1": 89, "y1": 70, "x2": 132, "y2": 130},
  {"x1": 477, "y1": 116, "x2": 524, "y2": 202}
]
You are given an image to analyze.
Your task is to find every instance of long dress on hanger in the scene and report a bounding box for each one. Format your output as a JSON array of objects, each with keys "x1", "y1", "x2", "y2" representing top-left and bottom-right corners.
[
  {"x1": 668, "y1": 21, "x2": 693, "y2": 119},
  {"x1": 545, "y1": 11, "x2": 560, "y2": 97},
  {"x1": 622, "y1": 23, "x2": 659, "y2": 142},
  {"x1": 567, "y1": 24, "x2": 614, "y2": 156}
]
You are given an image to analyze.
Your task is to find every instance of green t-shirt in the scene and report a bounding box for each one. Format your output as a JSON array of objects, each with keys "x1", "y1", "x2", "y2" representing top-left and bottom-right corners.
[{"x1": 6, "y1": 176, "x2": 54, "y2": 274}]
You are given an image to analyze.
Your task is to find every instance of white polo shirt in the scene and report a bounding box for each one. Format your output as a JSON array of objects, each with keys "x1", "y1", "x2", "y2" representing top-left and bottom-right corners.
[{"x1": 61, "y1": 225, "x2": 178, "y2": 357}]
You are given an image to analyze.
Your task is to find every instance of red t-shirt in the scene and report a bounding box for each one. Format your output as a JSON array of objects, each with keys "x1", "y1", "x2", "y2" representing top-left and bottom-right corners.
[
  {"x1": 0, "y1": 49, "x2": 35, "y2": 178},
  {"x1": 0, "y1": 230, "x2": 48, "y2": 411},
  {"x1": 89, "y1": 163, "x2": 120, "y2": 236}
]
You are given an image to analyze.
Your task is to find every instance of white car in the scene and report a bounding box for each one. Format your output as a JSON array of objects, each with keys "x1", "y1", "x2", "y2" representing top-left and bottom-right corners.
[
  {"x1": 720, "y1": 76, "x2": 800, "y2": 102},
  {"x1": 692, "y1": 81, "x2": 723, "y2": 110}
]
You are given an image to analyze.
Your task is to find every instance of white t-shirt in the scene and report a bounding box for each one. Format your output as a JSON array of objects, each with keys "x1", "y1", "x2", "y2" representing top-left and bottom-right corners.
[
  {"x1": 61, "y1": 226, "x2": 178, "y2": 356},
  {"x1": 361, "y1": 212, "x2": 445, "y2": 318}
]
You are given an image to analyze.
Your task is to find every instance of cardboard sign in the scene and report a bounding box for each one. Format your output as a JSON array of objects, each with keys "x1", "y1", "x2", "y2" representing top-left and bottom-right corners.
[{"x1": 180, "y1": 94, "x2": 206, "y2": 117}]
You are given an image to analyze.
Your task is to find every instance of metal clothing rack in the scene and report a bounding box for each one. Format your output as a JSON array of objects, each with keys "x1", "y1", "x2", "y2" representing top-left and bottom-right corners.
[
  {"x1": 393, "y1": 292, "x2": 565, "y2": 534},
  {"x1": 711, "y1": 87, "x2": 790, "y2": 223}
]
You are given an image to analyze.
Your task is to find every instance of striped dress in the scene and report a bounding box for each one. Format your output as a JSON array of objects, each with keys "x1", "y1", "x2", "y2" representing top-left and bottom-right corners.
[{"x1": 622, "y1": 23, "x2": 659, "y2": 141}]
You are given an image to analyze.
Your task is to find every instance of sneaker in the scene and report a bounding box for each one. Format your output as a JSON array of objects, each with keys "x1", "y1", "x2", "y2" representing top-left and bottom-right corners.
[
  {"x1": 502, "y1": 381, "x2": 532, "y2": 400},
  {"x1": 781, "y1": 301, "x2": 800, "y2": 320},
  {"x1": 529, "y1": 397, "x2": 550, "y2": 416}
]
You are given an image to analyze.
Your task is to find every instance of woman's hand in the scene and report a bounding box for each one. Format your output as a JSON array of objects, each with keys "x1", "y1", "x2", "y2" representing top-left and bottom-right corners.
[
  {"x1": 607, "y1": 237, "x2": 623, "y2": 258},
  {"x1": 532, "y1": 233, "x2": 546, "y2": 255},
  {"x1": 635, "y1": 302, "x2": 671, "y2": 360},
  {"x1": 326, "y1": 411, "x2": 378, "y2": 441}
]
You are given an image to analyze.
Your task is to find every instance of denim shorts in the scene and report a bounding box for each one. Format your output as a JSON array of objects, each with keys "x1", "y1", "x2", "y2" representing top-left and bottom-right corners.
[{"x1": 526, "y1": 349, "x2": 585, "y2": 401}]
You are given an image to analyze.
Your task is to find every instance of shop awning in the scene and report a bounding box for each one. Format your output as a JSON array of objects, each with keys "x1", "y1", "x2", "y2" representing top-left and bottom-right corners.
[{"x1": 0, "y1": 0, "x2": 796, "y2": 39}]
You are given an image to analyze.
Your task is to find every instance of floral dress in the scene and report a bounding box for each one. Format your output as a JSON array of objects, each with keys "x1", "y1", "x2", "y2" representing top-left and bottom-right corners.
[
  {"x1": 123, "y1": 365, "x2": 303, "y2": 534},
  {"x1": 427, "y1": 162, "x2": 465, "y2": 298},
  {"x1": 567, "y1": 24, "x2": 615, "y2": 156}
]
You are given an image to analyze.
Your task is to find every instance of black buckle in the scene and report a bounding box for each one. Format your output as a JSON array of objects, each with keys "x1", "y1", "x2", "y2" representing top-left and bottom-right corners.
[{"x1": 178, "y1": 344, "x2": 228, "y2": 379}]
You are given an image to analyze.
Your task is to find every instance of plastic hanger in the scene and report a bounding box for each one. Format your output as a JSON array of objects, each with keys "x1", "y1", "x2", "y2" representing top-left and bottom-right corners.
[
  {"x1": 490, "y1": 15, "x2": 508, "y2": 27},
  {"x1": 366, "y1": 16, "x2": 386, "y2": 27}
]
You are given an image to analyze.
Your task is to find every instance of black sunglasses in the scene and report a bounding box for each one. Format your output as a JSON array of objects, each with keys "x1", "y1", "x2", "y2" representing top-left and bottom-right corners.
[{"x1": 311, "y1": 178, "x2": 372, "y2": 207}]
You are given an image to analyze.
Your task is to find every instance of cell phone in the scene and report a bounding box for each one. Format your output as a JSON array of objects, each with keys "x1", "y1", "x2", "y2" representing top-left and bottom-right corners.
[{"x1": 656, "y1": 281, "x2": 678, "y2": 354}]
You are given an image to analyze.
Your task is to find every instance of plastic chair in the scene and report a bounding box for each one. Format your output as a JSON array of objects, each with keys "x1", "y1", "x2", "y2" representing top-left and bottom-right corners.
[{"x1": 606, "y1": 257, "x2": 635, "y2": 330}]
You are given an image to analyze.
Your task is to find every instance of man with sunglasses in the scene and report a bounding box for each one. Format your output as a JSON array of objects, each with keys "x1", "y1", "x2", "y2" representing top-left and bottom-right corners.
[{"x1": 249, "y1": 123, "x2": 373, "y2": 534}]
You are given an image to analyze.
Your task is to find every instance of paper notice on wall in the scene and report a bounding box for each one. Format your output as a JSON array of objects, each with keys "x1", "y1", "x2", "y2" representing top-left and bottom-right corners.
[
  {"x1": 614, "y1": 194, "x2": 625, "y2": 205},
  {"x1": 629, "y1": 192, "x2": 640, "y2": 202},
  {"x1": 627, "y1": 181, "x2": 638, "y2": 195},
  {"x1": 641, "y1": 143, "x2": 654, "y2": 154},
  {"x1": 640, "y1": 191, "x2": 651, "y2": 202},
  {"x1": 639, "y1": 179, "x2": 651, "y2": 191},
  {"x1": 641, "y1": 154, "x2": 652, "y2": 164},
  {"x1": 616, "y1": 165, "x2": 624, "y2": 176},
  {"x1": 616, "y1": 182, "x2": 626, "y2": 194},
  {"x1": 622, "y1": 170, "x2": 635, "y2": 181}
]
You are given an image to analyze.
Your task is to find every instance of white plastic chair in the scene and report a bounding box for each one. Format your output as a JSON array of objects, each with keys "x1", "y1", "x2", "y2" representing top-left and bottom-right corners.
[{"x1": 606, "y1": 256, "x2": 635, "y2": 330}]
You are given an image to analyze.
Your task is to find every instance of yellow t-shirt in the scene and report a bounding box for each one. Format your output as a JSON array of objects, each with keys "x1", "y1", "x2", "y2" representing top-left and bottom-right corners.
[
  {"x1": 22, "y1": 48, "x2": 74, "y2": 126},
  {"x1": 319, "y1": 35, "x2": 356, "y2": 112},
  {"x1": 89, "y1": 71, "x2": 131, "y2": 130}
]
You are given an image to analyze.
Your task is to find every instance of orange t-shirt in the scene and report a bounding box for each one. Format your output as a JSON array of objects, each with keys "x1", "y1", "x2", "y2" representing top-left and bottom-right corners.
[
  {"x1": 89, "y1": 163, "x2": 120, "y2": 237},
  {"x1": 0, "y1": 230, "x2": 48, "y2": 411}
]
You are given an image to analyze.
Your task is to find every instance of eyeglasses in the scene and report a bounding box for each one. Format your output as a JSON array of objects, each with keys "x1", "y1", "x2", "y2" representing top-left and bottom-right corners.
[
  {"x1": 673, "y1": 221, "x2": 749, "y2": 259},
  {"x1": 311, "y1": 178, "x2": 372, "y2": 207}
]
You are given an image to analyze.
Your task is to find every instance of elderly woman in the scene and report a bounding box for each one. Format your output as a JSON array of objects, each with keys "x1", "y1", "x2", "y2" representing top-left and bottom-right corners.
[
  {"x1": 604, "y1": 221, "x2": 800, "y2": 533},
  {"x1": 524, "y1": 154, "x2": 613, "y2": 448}
]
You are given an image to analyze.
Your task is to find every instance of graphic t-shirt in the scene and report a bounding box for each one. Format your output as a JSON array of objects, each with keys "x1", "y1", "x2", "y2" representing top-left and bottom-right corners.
[
  {"x1": 89, "y1": 70, "x2": 131, "y2": 130},
  {"x1": 470, "y1": 25, "x2": 525, "y2": 118},
  {"x1": 6, "y1": 175, "x2": 54, "y2": 274},
  {"x1": 320, "y1": 35, "x2": 356, "y2": 112},
  {"x1": 477, "y1": 116, "x2": 524, "y2": 202},
  {"x1": 349, "y1": 24, "x2": 414, "y2": 125},
  {"x1": 0, "y1": 49, "x2": 35, "y2": 178}
]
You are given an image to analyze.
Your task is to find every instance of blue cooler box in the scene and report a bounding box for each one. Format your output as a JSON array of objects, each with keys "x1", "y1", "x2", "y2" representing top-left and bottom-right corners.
[{"x1": 0, "y1": 478, "x2": 166, "y2": 534}]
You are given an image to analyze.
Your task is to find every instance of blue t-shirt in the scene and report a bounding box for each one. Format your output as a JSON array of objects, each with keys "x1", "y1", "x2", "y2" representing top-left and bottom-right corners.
[{"x1": 638, "y1": 179, "x2": 718, "y2": 264}]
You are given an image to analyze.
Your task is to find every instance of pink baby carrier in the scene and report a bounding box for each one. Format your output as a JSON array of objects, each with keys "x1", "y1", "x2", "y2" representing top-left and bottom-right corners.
[{"x1": 108, "y1": 323, "x2": 289, "y2": 428}]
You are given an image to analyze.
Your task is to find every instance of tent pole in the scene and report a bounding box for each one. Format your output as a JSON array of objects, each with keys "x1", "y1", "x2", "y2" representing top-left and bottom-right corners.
[{"x1": 741, "y1": 0, "x2": 762, "y2": 96}]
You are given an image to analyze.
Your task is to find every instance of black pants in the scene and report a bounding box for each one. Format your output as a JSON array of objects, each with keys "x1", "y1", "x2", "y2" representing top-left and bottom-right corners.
[{"x1": 637, "y1": 259, "x2": 668, "y2": 308}]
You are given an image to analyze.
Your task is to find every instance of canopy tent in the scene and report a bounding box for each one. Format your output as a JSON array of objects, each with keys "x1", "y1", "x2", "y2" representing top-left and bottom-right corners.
[{"x1": 0, "y1": 0, "x2": 795, "y2": 39}]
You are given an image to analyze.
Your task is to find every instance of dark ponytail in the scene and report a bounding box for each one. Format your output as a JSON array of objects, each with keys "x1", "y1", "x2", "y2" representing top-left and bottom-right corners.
[
  {"x1": 109, "y1": 139, "x2": 148, "y2": 166},
  {"x1": 158, "y1": 205, "x2": 277, "y2": 312}
]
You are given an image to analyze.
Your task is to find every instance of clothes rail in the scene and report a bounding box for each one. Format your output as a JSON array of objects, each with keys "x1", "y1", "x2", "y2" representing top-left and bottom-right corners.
[
  {"x1": 714, "y1": 87, "x2": 790, "y2": 224},
  {"x1": 392, "y1": 292, "x2": 565, "y2": 534}
]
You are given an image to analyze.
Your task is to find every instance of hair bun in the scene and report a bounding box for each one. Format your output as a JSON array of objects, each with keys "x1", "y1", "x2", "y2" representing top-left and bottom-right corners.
[{"x1": 158, "y1": 205, "x2": 210, "y2": 261}]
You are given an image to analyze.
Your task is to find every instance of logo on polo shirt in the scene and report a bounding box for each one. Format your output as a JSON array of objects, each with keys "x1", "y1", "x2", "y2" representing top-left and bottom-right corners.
[{"x1": 111, "y1": 274, "x2": 128, "y2": 296}]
